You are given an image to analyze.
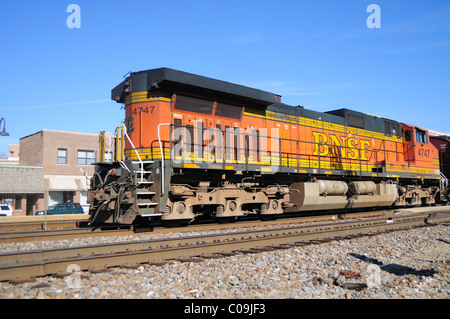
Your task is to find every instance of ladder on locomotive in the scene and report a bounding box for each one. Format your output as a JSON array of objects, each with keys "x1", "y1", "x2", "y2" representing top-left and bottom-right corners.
[
  {"x1": 131, "y1": 159, "x2": 161, "y2": 217},
  {"x1": 116, "y1": 126, "x2": 161, "y2": 217}
]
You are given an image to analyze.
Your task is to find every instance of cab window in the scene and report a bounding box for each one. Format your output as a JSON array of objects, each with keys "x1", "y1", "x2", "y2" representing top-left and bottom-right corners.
[
  {"x1": 404, "y1": 130, "x2": 412, "y2": 142},
  {"x1": 415, "y1": 129, "x2": 428, "y2": 144}
]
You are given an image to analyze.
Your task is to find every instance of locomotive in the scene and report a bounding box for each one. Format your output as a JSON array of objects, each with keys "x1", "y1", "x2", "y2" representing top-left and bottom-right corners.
[{"x1": 87, "y1": 68, "x2": 449, "y2": 226}]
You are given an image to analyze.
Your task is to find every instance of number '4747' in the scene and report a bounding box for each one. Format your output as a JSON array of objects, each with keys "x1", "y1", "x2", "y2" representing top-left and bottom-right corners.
[
  {"x1": 418, "y1": 148, "x2": 430, "y2": 157},
  {"x1": 132, "y1": 106, "x2": 155, "y2": 115}
]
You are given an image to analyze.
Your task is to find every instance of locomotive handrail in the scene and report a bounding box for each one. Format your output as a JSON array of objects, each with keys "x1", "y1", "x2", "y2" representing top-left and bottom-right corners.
[
  {"x1": 126, "y1": 123, "x2": 433, "y2": 178},
  {"x1": 123, "y1": 128, "x2": 144, "y2": 184},
  {"x1": 441, "y1": 172, "x2": 448, "y2": 188},
  {"x1": 158, "y1": 123, "x2": 172, "y2": 196}
]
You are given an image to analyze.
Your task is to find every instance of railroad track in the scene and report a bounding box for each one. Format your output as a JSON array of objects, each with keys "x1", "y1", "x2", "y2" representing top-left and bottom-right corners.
[
  {"x1": 0, "y1": 205, "x2": 444, "y2": 243},
  {"x1": 0, "y1": 227, "x2": 134, "y2": 244},
  {"x1": 0, "y1": 209, "x2": 448, "y2": 282},
  {"x1": 0, "y1": 210, "x2": 383, "y2": 244}
]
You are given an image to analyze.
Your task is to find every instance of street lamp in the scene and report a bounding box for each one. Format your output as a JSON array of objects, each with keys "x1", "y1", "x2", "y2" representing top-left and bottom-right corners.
[{"x1": 0, "y1": 118, "x2": 9, "y2": 136}]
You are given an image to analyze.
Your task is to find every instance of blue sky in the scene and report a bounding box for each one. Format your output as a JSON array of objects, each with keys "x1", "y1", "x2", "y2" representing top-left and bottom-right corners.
[{"x1": 0, "y1": 0, "x2": 449, "y2": 155}]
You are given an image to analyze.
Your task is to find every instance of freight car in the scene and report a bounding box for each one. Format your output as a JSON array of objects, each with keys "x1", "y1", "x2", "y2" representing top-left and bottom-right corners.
[
  {"x1": 87, "y1": 68, "x2": 449, "y2": 226},
  {"x1": 430, "y1": 133, "x2": 450, "y2": 199}
]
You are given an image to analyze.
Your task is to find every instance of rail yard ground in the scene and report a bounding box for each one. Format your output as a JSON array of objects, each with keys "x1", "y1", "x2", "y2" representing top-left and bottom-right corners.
[{"x1": 0, "y1": 222, "x2": 448, "y2": 299}]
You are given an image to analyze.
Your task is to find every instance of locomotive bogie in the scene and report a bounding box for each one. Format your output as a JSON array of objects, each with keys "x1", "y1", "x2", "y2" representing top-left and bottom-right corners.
[
  {"x1": 161, "y1": 182, "x2": 290, "y2": 222},
  {"x1": 394, "y1": 184, "x2": 439, "y2": 206}
]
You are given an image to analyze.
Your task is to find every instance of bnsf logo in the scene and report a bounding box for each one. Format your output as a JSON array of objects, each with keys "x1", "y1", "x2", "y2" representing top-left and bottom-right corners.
[{"x1": 312, "y1": 132, "x2": 371, "y2": 161}]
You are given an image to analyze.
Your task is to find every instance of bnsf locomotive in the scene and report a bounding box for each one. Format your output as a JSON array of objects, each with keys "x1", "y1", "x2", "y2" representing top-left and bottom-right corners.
[{"x1": 87, "y1": 68, "x2": 449, "y2": 226}]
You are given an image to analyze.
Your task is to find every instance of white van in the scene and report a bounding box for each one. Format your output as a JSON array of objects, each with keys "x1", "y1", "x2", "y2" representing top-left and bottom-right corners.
[{"x1": 0, "y1": 204, "x2": 13, "y2": 217}]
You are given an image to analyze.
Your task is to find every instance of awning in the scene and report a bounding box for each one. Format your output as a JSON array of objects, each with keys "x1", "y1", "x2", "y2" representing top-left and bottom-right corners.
[
  {"x1": 48, "y1": 177, "x2": 78, "y2": 191},
  {"x1": 76, "y1": 177, "x2": 90, "y2": 191}
]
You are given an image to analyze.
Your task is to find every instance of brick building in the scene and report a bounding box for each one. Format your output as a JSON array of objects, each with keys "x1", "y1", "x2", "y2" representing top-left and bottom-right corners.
[
  {"x1": 1, "y1": 129, "x2": 115, "y2": 215},
  {"x1": 0, "y1": 165, "x2": 44, "y2": 215},
  {"x1": 0, "y1": 143, "x2": 20, "y2": 166},
  {"x1": 18, "y1": 129, "x2": 109, "y2": 213}
]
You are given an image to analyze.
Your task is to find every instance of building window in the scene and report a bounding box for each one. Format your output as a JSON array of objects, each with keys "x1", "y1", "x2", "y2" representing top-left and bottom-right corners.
[
  {"x1": 104, "y1": 152, "x2": 112, "y2": 162},
  {"x1": 4, "y1": 198, "x2": 14, "y2": 207},
  {"x1": 57, "y1": 149, "x2": 67, "y2": 164},
  {"x1": 77, "y1": 150, "x2": 96, "y2": 165},
  {"x1": 14, "y1": 196, "x2": 21, "y2": 210}
]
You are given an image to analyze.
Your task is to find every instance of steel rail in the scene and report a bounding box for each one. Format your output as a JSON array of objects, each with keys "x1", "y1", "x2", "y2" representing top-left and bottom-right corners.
[
  {"x1": 0, "y1": 211, "x2": 448, "y2": 282},
  {"x1": 0, "y1": 227, "x2": 134, "y2": 244},
  {"x1": 0, "y1": 206, "x2": 446, "y2": 243},
  {"x1": 0, "y1": 209, "x2": 390, "y2": 243}
]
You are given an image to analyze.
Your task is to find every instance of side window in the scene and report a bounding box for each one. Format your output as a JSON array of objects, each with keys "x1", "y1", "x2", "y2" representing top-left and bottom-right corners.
[
  {"x1": 385, "y1": 121, "x2": 401, "y2": 137},
  {"x1": 415, "y1": 129, "x2": 428, "y2": 144},
  {"x1": 404, "y1": 130, "x2": 412, "y2": 142}
]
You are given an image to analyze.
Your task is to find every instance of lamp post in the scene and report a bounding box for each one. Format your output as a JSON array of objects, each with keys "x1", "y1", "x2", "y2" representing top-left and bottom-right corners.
[{"x1": 0, "y1": 118, "x2": 9, "y2": 136}]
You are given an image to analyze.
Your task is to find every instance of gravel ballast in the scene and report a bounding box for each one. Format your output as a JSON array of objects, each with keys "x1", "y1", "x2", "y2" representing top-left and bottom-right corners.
[{"x1": 0, "y1": 224, "x2": 448, "y2": 299}]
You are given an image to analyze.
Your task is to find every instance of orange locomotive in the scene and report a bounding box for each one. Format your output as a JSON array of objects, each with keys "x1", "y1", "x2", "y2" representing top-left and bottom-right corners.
[{"x1": 88, "y1": 68, "x2": 447, "y2": 226}]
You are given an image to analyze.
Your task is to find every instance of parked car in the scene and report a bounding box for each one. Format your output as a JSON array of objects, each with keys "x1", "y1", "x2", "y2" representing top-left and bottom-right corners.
[
  {"x1": 37, "y1": 203, "x2": 84, "y2": 215},
  {"x1": 0, "y1": 204, "x2": 13, "y2": 217}
]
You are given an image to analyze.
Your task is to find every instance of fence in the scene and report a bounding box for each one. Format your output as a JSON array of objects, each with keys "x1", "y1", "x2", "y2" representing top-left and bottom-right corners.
[
  {"x1": 0, "y1": 190, "x2": 89, "y2": 231},
  {"x1": 0, "y1": 165, "x2": 91, "y2": 230}
]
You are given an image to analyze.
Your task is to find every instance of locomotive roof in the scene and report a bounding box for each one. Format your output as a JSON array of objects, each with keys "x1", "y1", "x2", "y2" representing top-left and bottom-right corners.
[{"x1": 112, "y1": 67, "x2": 279, "y2": 107}]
